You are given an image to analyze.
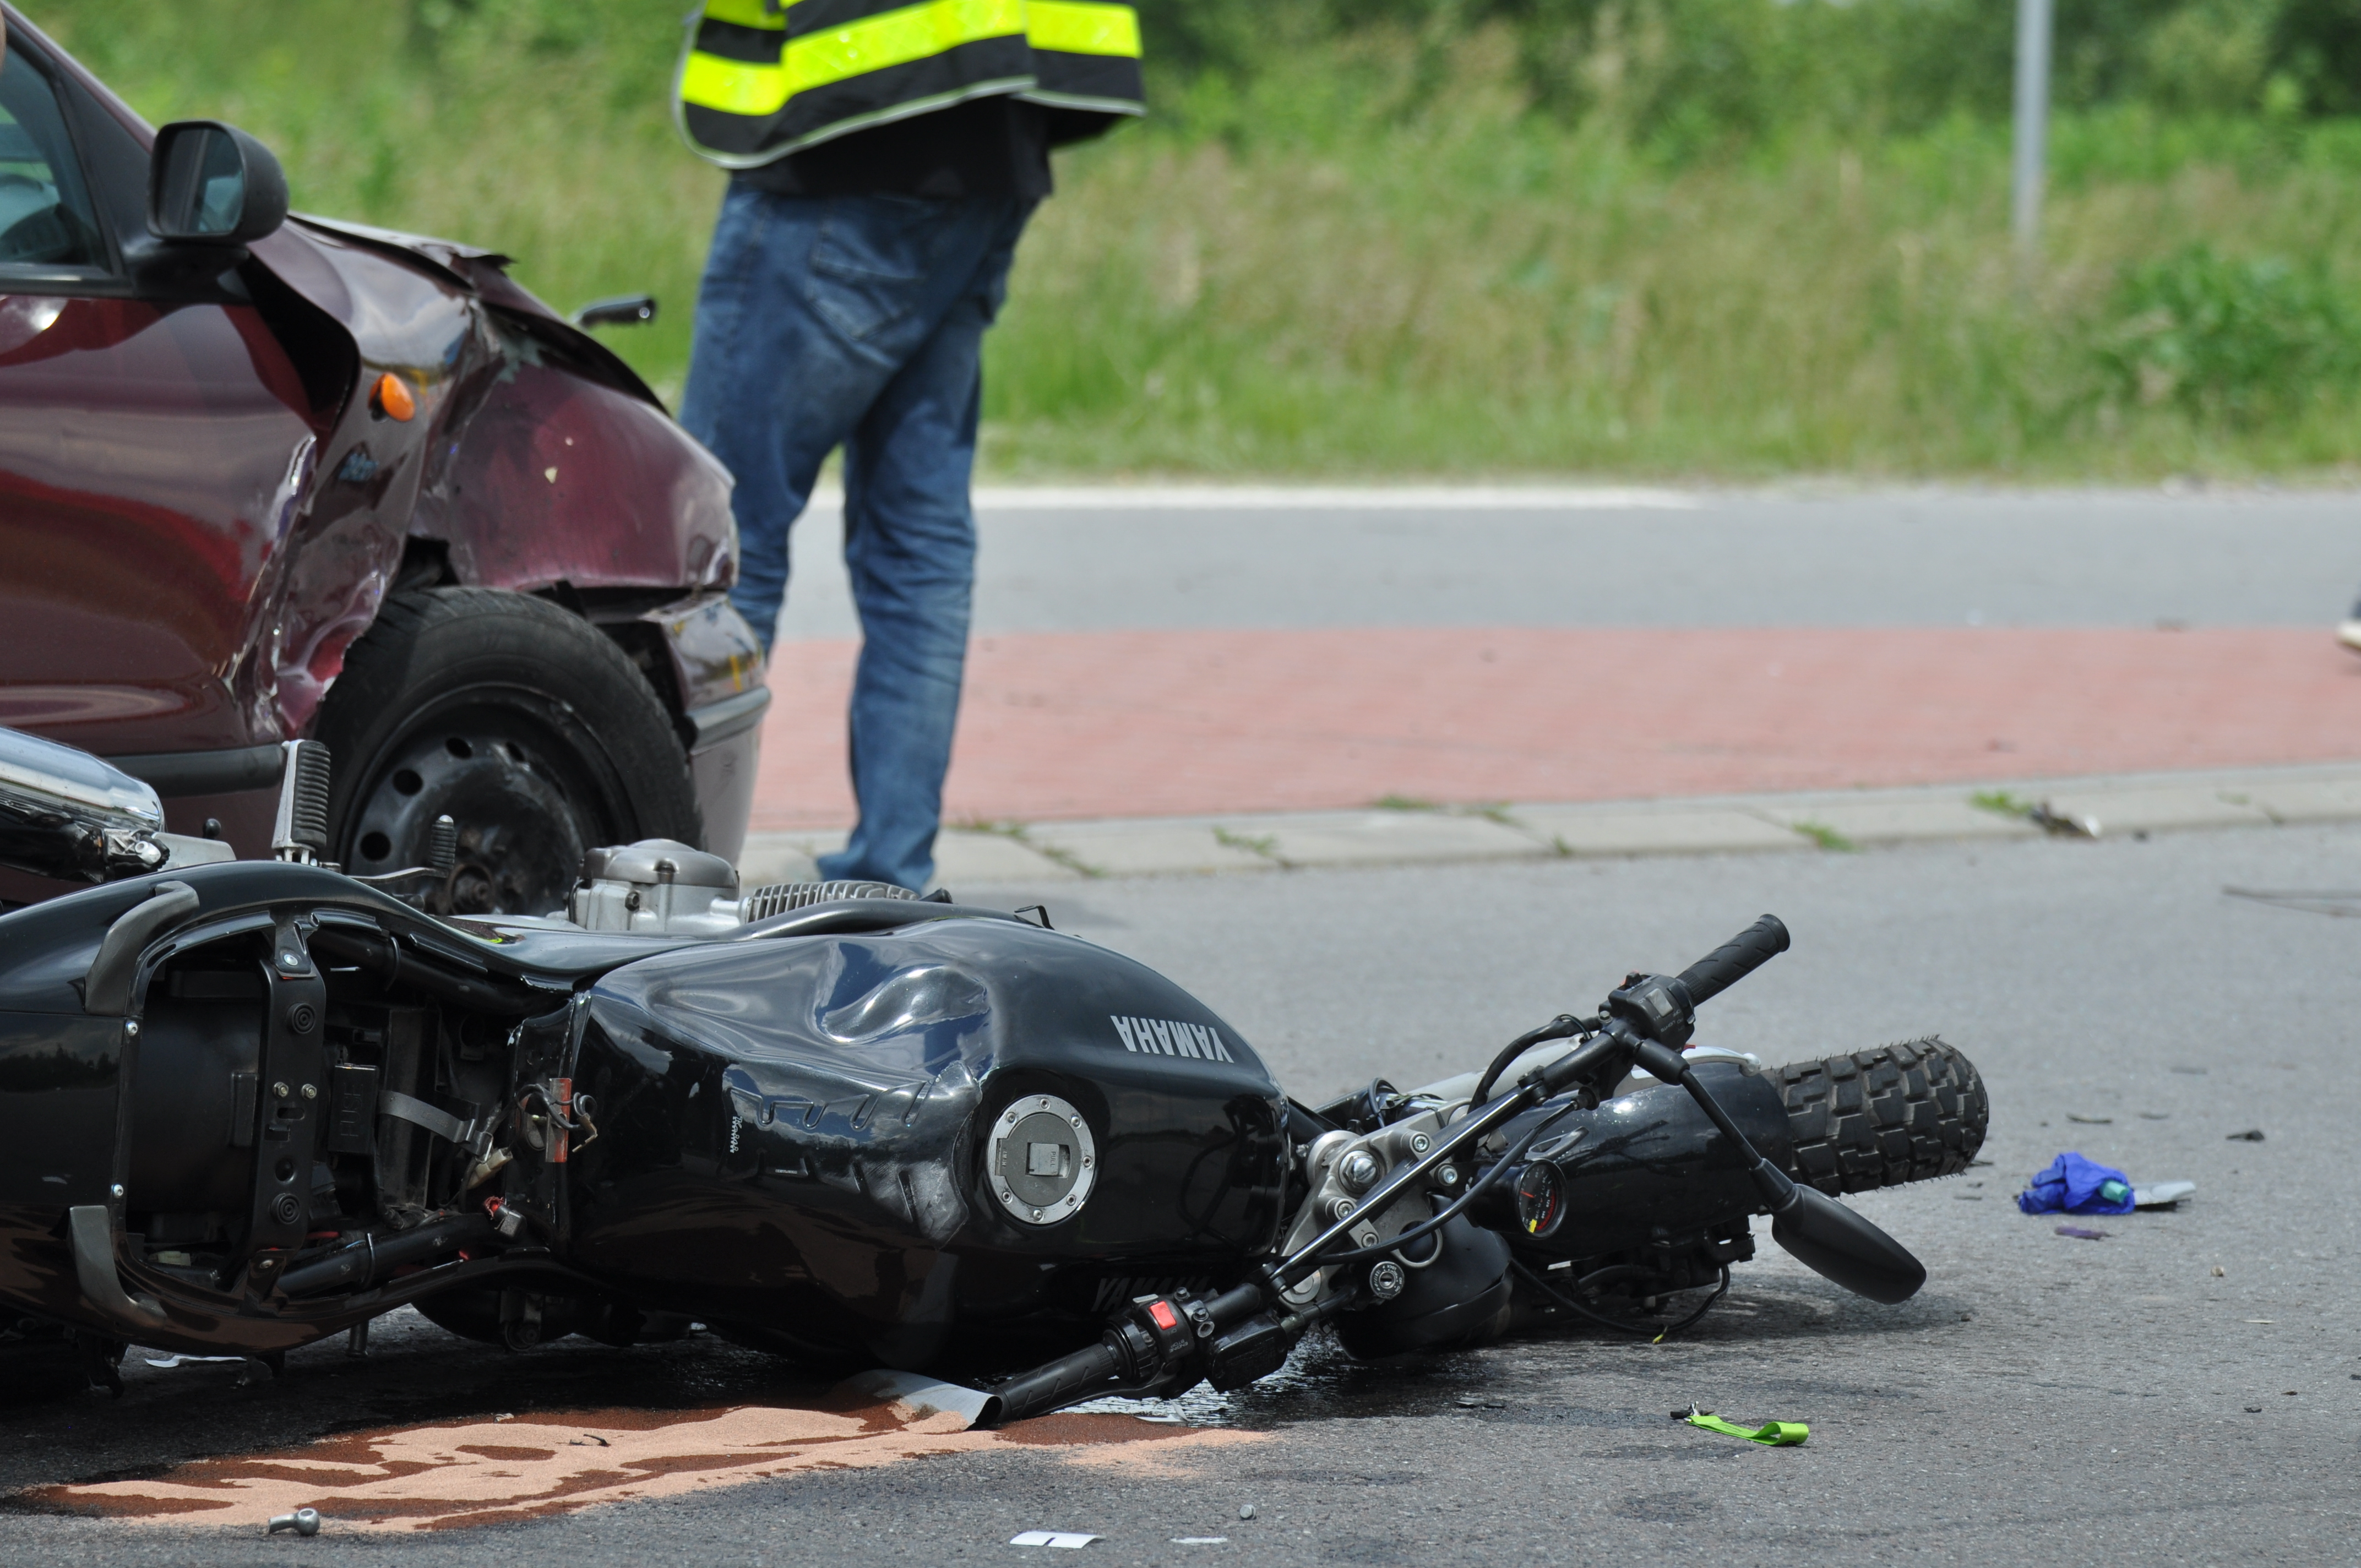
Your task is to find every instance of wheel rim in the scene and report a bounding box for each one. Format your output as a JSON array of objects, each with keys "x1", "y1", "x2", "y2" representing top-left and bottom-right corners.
[{"x1": 339, "y1": 687, "x2": 634, "y2": 917}]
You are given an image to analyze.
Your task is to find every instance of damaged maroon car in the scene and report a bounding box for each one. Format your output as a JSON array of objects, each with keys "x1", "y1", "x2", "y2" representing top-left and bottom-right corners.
[{"x1": 0, "y1": 6, "x2": 767, "y2": 914}]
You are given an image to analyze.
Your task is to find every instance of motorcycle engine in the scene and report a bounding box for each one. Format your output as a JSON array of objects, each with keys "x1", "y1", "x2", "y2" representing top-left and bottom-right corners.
[{"x1": 565, "y1": 839, "x2": 917, "y2": 935}]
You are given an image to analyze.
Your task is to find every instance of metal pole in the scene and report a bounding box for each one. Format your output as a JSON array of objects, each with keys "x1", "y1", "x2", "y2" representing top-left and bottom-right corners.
[{"x1": 2012, "y1": 0, "x2": 2053, "y2": 257}]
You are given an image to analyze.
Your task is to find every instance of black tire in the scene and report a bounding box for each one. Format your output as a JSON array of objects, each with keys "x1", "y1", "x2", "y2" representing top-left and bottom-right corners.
[
  {"x1": 1776, "y1": 1037, "x2": 1987, "y2": 1196},
  {"x1": 315, "y1": 587, "x2": 700, "y2": 917}
]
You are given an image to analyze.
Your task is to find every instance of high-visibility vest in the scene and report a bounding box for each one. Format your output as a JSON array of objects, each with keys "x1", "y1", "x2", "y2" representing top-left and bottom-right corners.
[{"x1": 675, "y1": 0, "x2": 1145, "y2": 169}]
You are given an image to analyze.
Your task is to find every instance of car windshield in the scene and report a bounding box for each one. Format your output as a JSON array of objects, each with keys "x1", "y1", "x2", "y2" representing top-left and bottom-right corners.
[{"x1": 0, "y1": 41, "x2": 104, "y2": 269}]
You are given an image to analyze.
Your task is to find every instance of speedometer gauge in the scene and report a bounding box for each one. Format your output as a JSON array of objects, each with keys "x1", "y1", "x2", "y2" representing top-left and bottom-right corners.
[{"x1": 1514, "y1": 1162, "x2": 1565, "y2": 1238}]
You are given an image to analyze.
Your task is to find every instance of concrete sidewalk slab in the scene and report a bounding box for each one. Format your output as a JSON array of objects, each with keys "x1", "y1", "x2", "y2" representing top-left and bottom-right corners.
[
  {"x1": 935, "y1": 830, "x2": 1086, "y2": 884},
  {"x1": 2206, "y1": 776, "x2": 2361, "y2": 824},
  {"x1": 2039, "y1": 783, "x2": 2276, "y2": 835},
  {"x1": 739, "y1": 835, "x2": 832, "y2": 886},
  {"x1": 1023, "y1": 818, "x2": 1275, "y2": 876},
  {"x1": 1745, "y1": 796, "x2": 2039, "y2": 846},
  {"x1": 1244, "y1": 810, "x2": 1541, "y2": 868},
  {"x1": 1510, "y1": 804, "x2": 1804, "y2": 857},
  {"x1": 732, "y1": 762, "x2": 2361, "y2": 888}
]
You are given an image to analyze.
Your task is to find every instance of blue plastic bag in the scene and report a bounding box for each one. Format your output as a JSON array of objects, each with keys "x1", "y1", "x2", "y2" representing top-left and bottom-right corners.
[{"x1": 2016, "y1": 1151, "x2": 2135, "y2": 1215}]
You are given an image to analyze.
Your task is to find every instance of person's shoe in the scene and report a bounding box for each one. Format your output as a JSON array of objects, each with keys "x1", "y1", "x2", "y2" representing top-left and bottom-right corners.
[{"x1": 2341, "y1": 597, "x2": 2361, "y2": 655}]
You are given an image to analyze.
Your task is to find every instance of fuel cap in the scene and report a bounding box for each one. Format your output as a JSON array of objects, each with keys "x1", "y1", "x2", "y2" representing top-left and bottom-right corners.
[{"x1": 989, "y1": 1094, "x2": 1097, "y2": 1225}]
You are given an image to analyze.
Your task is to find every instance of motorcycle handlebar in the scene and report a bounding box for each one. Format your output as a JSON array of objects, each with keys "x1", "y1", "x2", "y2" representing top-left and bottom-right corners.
[
  {"x1": 989, "y1": 1336, "x2": 1124, "y2": 1425},
  {"x1": 1674, "y1": 914, "x2": 1790, "y2": 1009}
]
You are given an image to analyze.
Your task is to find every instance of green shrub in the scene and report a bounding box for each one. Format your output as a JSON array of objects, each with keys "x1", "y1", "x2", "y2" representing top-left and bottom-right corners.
[{"x1": 2095, "y1": 244, "x2": 2361, "y2": 425}]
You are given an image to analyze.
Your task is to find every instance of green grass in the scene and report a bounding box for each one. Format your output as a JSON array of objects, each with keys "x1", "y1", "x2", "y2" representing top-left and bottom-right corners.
[
  {"x1": 1790, "y1": 821, "x2": 1858, "y2": 853},
  {"x1": 36, "y1": 1, "x2": 2361, "y2": 478},
  {"x1": 1970, "y1": 790, "x2": 2036, "y2": 819},
  {"x1": 1212, "y1": 826, "x2": 1280, "y2": 861}
]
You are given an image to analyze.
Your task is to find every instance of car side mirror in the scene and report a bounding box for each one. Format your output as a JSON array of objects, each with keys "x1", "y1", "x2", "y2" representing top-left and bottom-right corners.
[{"x1": 148, "y1": 120, "x2": 288, "y2": 246}]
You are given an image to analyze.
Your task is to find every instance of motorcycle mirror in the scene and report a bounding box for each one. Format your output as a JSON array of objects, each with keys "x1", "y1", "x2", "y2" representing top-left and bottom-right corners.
[{"x1": 1769, "y1": 1184, "x2": 1926, "y2": 1304}]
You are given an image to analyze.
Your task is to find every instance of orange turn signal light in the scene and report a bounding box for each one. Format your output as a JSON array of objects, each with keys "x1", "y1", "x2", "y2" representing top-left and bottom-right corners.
[{"x1": 371, "y1": 372, "x2": 416, "y2": 422}]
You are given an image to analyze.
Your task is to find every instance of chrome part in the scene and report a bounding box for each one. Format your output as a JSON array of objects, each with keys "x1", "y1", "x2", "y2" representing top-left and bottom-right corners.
[
  {"x1": 1275, "y1": 1103, "x2": 1472, "y2": 1313},
  {"x1": 154, "y1": 830, "x2": 234, "y2": 867},
  {"x1": 270, "y1": 739, "x2": 332, "y2": 864},
  {"x1": 1304, "y1": 1129, "x2": 1353, "y2": 1179},
  {"x1": 0, "y1": 725, "x2": 170, "y2": 882},
  {"x1": 1367, "y1": 1259, "x2": 1406, "y2": 1300},
  {"x1": 266, "y1": 1508, "x2": 322, "y2": 1537},
  {"x1": 568, "y1": 838, "x2": 921, "y2": 934},
  {"x1": 989, "y1": 1094, "x2": 1098, "y2": 1226},
  {"x1": 569, "y1": 838, "x2": 739, "y2": 933}
]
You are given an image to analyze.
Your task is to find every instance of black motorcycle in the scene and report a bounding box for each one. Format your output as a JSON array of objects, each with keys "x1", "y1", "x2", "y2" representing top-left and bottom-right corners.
[{"x1": 0, "y1": 727, "x2": 1985, "y2": 1416}]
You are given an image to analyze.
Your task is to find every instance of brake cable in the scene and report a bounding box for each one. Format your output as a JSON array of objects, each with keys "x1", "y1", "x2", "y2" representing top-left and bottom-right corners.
[
  {"x1": 1467, "y1": 1015, "x2": 1600, "y2": 1109},
  {"x1": 1510, "y1": 1257, "x2": 1731, "y2": 1341}
]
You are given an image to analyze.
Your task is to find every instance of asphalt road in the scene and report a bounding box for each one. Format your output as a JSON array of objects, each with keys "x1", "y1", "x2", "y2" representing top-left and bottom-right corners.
[
  {"x1": 774, "y1": 487, "x2": 2361, "y2": 640},
  {"x1": 7, "y1": 823, "x2": 2358, "y2": 1563}
]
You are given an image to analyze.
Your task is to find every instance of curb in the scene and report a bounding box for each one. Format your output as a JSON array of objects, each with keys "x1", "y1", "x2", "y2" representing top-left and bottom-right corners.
[{"x1": 737, "y1": 762, "x2": 2361, "y2": 888}]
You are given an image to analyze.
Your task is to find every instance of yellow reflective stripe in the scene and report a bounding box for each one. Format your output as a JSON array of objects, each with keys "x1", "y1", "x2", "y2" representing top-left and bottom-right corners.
[
  {"x1": 1026, "y1": 1, "x2": 1139, "y2": 57},
  {"x1": 681, "y1": 50, "x2": 790, "y2": 115},
  {"x1": 685, "y1": 0, "x2": 1028, "y2": 115},
  {"x1": 791, "y1": 0, "x2": 1024, "y2": 89},
  {"x1": 701, "y1": 0, "x2": 786, "y2": 29}
]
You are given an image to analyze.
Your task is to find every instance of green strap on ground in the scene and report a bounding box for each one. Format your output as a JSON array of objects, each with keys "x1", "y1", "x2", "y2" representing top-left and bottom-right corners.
[{"x1": 1684, "y1": 1412, "x2": 1809, "y2": 1446}]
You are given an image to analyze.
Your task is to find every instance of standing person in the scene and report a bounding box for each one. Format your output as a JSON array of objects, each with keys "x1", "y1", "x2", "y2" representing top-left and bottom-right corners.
[{"x1": 673, "y1": 4, "x2": 1144, "y2": 892}]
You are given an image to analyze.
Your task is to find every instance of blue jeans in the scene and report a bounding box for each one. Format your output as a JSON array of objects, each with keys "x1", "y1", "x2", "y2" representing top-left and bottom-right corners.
[{"x1": 681, "y1": 186, "x2": 1036, "y2": 891}]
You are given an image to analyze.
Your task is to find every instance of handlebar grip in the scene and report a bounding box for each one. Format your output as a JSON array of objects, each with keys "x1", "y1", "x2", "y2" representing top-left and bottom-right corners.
[
  {"x1": 990, "y1": 1337, "x2": 1124, "y2": 1424},
  {"x1": 1674, "y1": 914, "x2": 1790, "y2": 1009}
]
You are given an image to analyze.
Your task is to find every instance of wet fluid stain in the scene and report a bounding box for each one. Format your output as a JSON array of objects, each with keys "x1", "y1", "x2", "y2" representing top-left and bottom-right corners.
[{"x1": 27, "y1": 1389, "x2": 1254, "y2": 1533}]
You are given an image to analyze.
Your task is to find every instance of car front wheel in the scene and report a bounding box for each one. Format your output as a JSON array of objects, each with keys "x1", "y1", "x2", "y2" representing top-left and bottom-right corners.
[{"x1": 315, "y1": 587, "x2": 701, "y2": 916}]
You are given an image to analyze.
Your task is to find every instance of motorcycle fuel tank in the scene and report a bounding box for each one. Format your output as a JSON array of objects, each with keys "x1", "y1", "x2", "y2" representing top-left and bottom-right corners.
[{"x1": 561, "y1": 916, "x2": 1289, "y2": 1366}]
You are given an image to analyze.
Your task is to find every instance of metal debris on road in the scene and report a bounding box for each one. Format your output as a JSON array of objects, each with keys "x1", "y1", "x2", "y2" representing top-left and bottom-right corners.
[
  {"x1": 1172, "y1": 1538, "x2": 1230, "y2": 1545},
  {"x1": 2132, "y1": 1180, "x2": 2196, "y2": 1208},
  {"x1": 1010, "y1": 1531, "x2": 1100, "y2": 1549},
  {"x1": 1238, "y1": 1505, "x2": 1255, "y2": 1520},
  {"x1": 2055, "y1": 1225, "x2": 2110, "y2": 1240},
  {"x1": 265, "y1": 1508, "x2": 320, "y2": 1537}
]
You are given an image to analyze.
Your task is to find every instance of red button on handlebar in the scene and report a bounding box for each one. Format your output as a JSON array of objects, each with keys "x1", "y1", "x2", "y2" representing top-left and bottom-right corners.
[{"x1": 1148, "y1": 1300, "x2": 1180, "y2": 1331}]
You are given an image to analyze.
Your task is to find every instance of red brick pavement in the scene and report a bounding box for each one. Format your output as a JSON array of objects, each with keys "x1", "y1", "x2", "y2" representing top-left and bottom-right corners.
[{"x1": 749, "y1": 627, "x2": 2361, "y2": 831}]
